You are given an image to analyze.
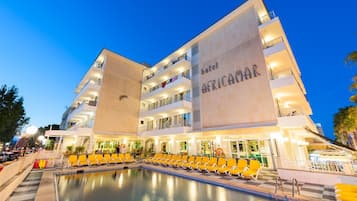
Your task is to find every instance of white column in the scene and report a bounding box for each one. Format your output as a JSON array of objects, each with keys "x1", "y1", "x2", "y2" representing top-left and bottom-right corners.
[{"x1": 56, "y1": 136, "x2": 62, "y2": 153}]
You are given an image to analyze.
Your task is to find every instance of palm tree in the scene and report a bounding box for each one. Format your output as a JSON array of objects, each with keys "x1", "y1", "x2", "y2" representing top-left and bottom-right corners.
[
  {"x1": 334, "y1": 106, "x2": 357, "y2": 149},
  {"x1": 346, "y1": 51, "x2": 357, "y2": 64},
  {"x1": 346, "y1": 51, "x2": 357, "y2": 103}
]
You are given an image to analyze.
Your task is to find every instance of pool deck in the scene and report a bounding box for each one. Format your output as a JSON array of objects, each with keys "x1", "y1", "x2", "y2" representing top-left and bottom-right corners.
[{"x1": 33, "y1": 162, "x2": 336, "y2": 201}]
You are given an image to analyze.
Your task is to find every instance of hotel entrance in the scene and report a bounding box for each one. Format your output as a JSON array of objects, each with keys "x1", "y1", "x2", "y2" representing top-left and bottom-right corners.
[{"x1": 228, "y1": 139, "x2": 275, "y2": 169}]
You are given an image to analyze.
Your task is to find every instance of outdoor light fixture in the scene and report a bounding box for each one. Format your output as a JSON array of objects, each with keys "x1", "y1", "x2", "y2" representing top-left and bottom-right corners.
[
  {"x1": 26, "y1": 125, "x2": 38, "y2": 135},
  {"x1": 119, "y1": 95, "x2": 128, "y2": 100}
]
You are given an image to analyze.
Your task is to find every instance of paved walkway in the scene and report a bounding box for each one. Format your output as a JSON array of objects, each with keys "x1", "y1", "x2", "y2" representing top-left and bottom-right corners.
[
  {"x1": 142, "y1": 163, "x2": 336, "y2": 201},
  {"x1": 7, "y1": 171, "x2": 43, "y2": 201}
]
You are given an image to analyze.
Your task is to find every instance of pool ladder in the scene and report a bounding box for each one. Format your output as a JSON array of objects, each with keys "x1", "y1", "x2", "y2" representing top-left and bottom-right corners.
[
  {"x1": 274, "y1": 176, "x2": 284, "y2": 193},
  {"x1": 291, "y1": 178, "x2": 300, "y2": 197},
  {"x1": 274, "y1": 177, "x2": 300, "y2": 197}
]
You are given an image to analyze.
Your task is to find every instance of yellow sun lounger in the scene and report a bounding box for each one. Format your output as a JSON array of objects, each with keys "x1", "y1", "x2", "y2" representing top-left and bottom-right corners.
[
  {"x1": 207, "y1": 158, "x2": 226, "y2": 173},
  {"x1": 174, "y1": 155, "x2": 187, "y2": 167},
  {"x1": 160, "y1": 154, "x2": 173, "y2": 166},
  {"x1": 111, "y1": 154, "x2": 123, "y2": 163},
  {"x1": 104, "y1": 154, "x2": 115, "y2": 164},
  {"x1": 198, "y1": 157, "x2": 217, "y2": 172},
  {"x1": 162, "y1": 154, "x2": 176, "y2": 166},
  {"x1": 152, "y1": 154, "x2": 166, "y2": 164},
  {"x1": 167, "y1": 155, "x2": 181, "y2": 166},
  {"x1": 229, "y1": 159, "x2": 248, "y2": 176},
  {"x1": 182, "y1": 156, "x2": 195, "y2": 169},
  {"x1": 68, "y1": 155, "x2": 78, "y2": 167},
  {"x1": 124, "y1": 153, "x2": 135, "y2": 163},
  {"x1": 190, "y1": 156, "x2": 204, "y2": 170},
  {"x1": 145, "y1": 153, "x2": 160, "y2": 163},
  {"x1": 335, "y1": 183, "x2": 357, "y2": 201},
  {"x1": 88, "y1": 154, "x2": 97, "y2": 165},
  {"x1": 217, "y1": 158, "x2": 236, "y2": 174},
  {"x1": 241, "y1": 160, "x2": 261, "y2": 180},
  {"x1": 95, "y1": 154, "x2": 107, "y2": 165},
  {"x1": 78, "y1": 155, "x2": 88, "y2": 166}
]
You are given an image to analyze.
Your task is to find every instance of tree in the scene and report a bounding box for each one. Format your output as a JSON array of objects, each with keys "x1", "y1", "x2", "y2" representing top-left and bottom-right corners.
[
  {"x1": 345, "y1": 51, "x2": 357, "y2": 65},
  {"x1": 334, "y1": 106, "x2": 357, "y2": 149},
  {"x1": 346, "y1": 51, "x2": 357, "y2": 103},
  {"x1": 0, "y1": 85, "x2": 29, "y2": 143}
]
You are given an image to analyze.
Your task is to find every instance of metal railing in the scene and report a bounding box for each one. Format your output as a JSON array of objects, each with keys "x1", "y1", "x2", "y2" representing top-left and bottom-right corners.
[
  {"x1": 143, "y1": 92, "x2": 191, "y2": 112},
  {"x1": 144, "y1": 54, "x2": 191, "y2": 81},
  {"x1": 144, "y1": 72, "x2": 191, "y2": 95},
  {"x1": 291, "y1": 178, "x2": 300, "y2": 197},
  {"x1": 259, "y1": 11, "x2": 276, "y2": 25},
  {"x1": 263, "y1": 36, "x2": 283, "y2": 49},
  {"x1": 274, "y1": 176, "x2": 284, "y2": 194},
  {"x1": 140, "y1": 120, "x2": 192, "y2": 132},
  {"x1": 276, "y1": 158, "x2": 356, "y2": 175}
]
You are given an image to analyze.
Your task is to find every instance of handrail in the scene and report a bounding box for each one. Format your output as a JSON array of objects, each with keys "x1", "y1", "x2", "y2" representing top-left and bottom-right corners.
[
  {"x1": 144, "y1": 54, "x2": 191, "y2": 81},
  {"x1": 274, "y1": 176, "x2": 284, "y2": 194},
  {"x1": 263, "y1": 36, "x2": 283, "y2": 49},
  {"x1": 292, "y1": 178, "x2": 300, "y2": 197},
  {"x1": 259, "y1": 11, "x2": 276, "y2": 25}
]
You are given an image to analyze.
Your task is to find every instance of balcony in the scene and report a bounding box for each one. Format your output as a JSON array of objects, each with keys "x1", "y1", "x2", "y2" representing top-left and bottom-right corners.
[
  {"x1": 258, "y1": 11, "x2": 276, "y2": 26},
  {"x1": 144, "y1": 55, "x2": 191, "y2": 82},
  {"x1": 263, "y1": 37, "x2": 285, "y2": 57},
  {"x1": 138, "y1": 121, "x2": 192, "y2": 136},
  {"x1": 73, "y1": 80, "x2": 100, "y2": 103},
  {"x1": 67, "y1": 101, "x2": 97, "y2": 122},
  {"x1": 140, "y1": 100, "x2": 192, "y2": 118},
  {"x1": 278, "y1": 114, "x2": 316, "y2": 131},
  {"x1": 270, "y1": 73, "x2": 305, "y2": 95},
  {"x1": 141, "y1": 74, "x2": 191, "y2": 100}
]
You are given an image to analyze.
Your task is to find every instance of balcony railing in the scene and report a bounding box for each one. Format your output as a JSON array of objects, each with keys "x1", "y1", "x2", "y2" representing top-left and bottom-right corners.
[
  {"x1": 142, "y1": 120, "x2": 192, "y2": 132},
  {"x1": 144, "y1": 72, "x2": 191, "y2": 95},
  {"x1": 74, "y1": 80, "x2": 100, "y2": 102},
  {"x1": 144, "y1": 54, "x2": 191, "y2": 81},
  {"x1": 259, "y1": 11, "x2": 276, "y2": 25},
  {"x1": 263, "y1": 36, "x2": 283, "y2": 49},
  {"x1": 142, "y1": 92, "x2": 191, "y2": 112}
]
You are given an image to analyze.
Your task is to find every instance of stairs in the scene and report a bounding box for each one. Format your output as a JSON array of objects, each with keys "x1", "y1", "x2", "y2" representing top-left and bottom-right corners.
[
  {"x1": 258, "y1": 168, "x2": 279, "y2": 181},
  {"x1": 7, "y1": 171, "x2": 43, "y2": 201}
]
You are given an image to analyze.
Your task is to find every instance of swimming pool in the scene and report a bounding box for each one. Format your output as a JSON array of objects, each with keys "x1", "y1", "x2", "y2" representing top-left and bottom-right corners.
[{"x1": 57, "y1": 168, "x2": 272, "y2": 201}]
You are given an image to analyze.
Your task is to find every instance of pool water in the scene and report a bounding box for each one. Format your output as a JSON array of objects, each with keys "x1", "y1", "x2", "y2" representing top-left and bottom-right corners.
[{"x1": 57, "y1": 168, "x2": 271, "y2": 201}]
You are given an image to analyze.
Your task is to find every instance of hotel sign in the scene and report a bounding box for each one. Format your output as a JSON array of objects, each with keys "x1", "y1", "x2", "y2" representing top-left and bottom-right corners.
[
  {"x1": 198, "y1": 7, "x2": 277, "y2": 129},
  {"x1": 201, "y1": 63, "x2": 261, "y2": 94}
]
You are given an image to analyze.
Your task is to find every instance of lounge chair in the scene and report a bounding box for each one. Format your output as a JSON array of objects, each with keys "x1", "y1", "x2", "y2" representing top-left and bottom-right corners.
[
  {"x1": 217, "y1": 158, "x2": 236, "y2": 174},
  {"x1": 110, "y1": 154, "x2": 122, "y2": 163},
  {"x1": 335, "y1": 183, "x2": 357, "y2": 201},
  {"x1": 68, "y1": 155, "x2": 78, "y2": 167},
  {"x1": 95, "y1": 154, "x2": 107, "y2": 165},
  {"x1": 229, "y1": 159, "x2": 248, "y2": 176},
  {"x1": 162, "y1": 154, "x2": 176, "y2": 166},
  {"x1": 152, "y1": 154, "x2": 166, "y2": 164},
  {"x1": 167, "y1": 155, "x2": 181, "y2": 167},
  {"x1": 174, "y1": 155, "x2": 187, "y2": 168},
  {"x1": 88, "y1": 154, "x2": 97, "y2": 165},
  {"x1": 207, "y1": 158, "x2": 226, "y2": 173},
  {"x1": 104, "y1": 154, "x2": 115, "y2": 164},
  {"x1": 78, "y1": 155, "x2": 88, "y2": 166},
  {"x1": 160, "y1": 154, "x2": 173, "y2": 166},
  {"x1": 145, "y1": 153, "x2": 160, "y2": 163},
  {"x1": 124, "y1": 153, "x2": 135, "y2": 163},
  {"x1": 182, "y1": 156, "x2": 195, "y2": 169},
  {"x1": 199, "y1": 157, "x2": 217, "y2": 172},
  {"x1": 241, "y1": 160, "x2": 261, "y2": 180},
  {"x1": 190, "y1": 156, "x2": 205, "y2": 170}
]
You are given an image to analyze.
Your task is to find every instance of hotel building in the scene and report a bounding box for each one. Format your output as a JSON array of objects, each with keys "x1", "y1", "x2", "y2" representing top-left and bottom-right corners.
[{"x1": 46, "y1": 0, "x2": 355, "y2": 172}]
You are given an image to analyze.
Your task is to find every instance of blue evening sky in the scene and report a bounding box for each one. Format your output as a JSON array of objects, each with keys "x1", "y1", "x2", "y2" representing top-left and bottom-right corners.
[{"x1": 0, "y1": 0, "x2": 356, "y2": 139}]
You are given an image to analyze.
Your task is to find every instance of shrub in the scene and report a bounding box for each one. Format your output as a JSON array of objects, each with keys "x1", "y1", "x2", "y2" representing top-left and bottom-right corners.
[{"x1": 74, "y1": 146, "x2": 85, "y2": 154}]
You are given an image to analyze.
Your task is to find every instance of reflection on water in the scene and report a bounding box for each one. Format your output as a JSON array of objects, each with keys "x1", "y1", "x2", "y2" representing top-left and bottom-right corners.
[{"x1": 57, "y1": 169, "x2": 271, "y2": 201}]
